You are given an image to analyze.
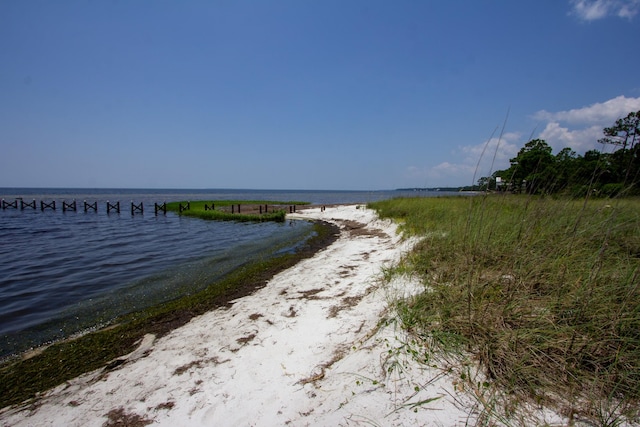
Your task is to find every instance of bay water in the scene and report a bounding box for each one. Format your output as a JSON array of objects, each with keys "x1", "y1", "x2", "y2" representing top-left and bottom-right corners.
[{"x1": 0, "y1": 188, "x2": 447, "y2": 359}]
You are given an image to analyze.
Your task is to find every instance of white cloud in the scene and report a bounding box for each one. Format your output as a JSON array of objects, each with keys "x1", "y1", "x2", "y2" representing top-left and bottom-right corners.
[
  {"x1": 572, "y1": 0, "x2": 610, "y2": 19},
  {"x1": 409, "y1": 95, "x2": 640, "y2": 186},
  {"x1": 570, "y1": 0, "x2": 640, "y2": 21},
  {"x1": 533, "y1": 95, "x2": 640, "y2": 152},
  {"x1": 411, "y1": 133, "x2": 520, "y2": 186},
  {"x1": 533, "y1": 95, "x2": 640, "y2": 124},
  {"x1": 460, "y1": 132, "x2": 520, "y2": 165},
  {"x1": 460, "y1": 133, "x2": 520, "y2": 180},
  {"x1": 617, "y1": 0, "x2": 640, "y2": 16},
  {"x1": 538, "y1": 122, "x2": 604, "y2": 152}
]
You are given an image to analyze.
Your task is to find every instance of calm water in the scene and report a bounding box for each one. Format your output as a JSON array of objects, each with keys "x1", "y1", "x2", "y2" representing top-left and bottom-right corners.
[{"x1": 0, "y1": 188, "x2": 450, "y2": 358}]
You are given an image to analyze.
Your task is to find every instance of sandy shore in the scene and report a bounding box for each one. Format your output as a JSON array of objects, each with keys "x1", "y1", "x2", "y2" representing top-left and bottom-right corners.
[{"x1": 1, "y1": 205, "x2": 491, "y2": 426}]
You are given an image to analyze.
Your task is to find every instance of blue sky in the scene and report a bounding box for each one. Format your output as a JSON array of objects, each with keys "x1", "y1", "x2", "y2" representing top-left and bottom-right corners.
[{"x1": 1, "y1": 0, "x2": 639, "y2": 190}]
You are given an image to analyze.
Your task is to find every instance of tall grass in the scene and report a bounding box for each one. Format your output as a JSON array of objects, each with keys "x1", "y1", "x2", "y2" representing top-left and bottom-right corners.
[{"x1": 370, "y1": 195, "x2": 640, "y2": 424}]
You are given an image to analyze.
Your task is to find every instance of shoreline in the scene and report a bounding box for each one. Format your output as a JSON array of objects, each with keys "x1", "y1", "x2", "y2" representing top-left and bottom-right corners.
[
  {"x1": 0, "y1": 205, "x2": 474, "y2": 426},
  {"x1": 0, "y1": 217, "x2": 340, "y2": 405}
]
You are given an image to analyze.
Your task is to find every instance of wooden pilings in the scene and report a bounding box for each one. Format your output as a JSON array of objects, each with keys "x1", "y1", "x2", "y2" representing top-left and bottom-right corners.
[
  {"x1": 21, "y1": 199, "x2": 36, "y2": 210},
  {"x1": 2, "y1": 198, "x2": 168, "y2": 216},
  {"x1": 154, "y1": 202, "x2": 166, "y2": 215},
  {"x1": 1, "y1": 199, "x2": 18, "y2": 209},
  {"x1": 219, "y1": 203, "x2": 297, "y2": 215},
  {"x1": 84, "y1": 201, "x2": 97, "y2": 212},
  {"x1": 63, "y1": 200, "x2": 77, "y2": 212},
  {"x1": 40, "y1": 200, "x2": 56, "y2": 211},
  {"x1": 106, "y1": 201, "x2": 120, "y2": 214},
  {"x1": 131, "y1": 201, "x2": 143, "y2": 215}
]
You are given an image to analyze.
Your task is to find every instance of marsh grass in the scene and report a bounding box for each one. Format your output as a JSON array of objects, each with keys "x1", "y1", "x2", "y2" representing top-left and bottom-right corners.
[
  {"x1": 370, "y1": 195, "x2": 640, "y2": 424},
  {"x1": 166, "y1": 200, "x2": 309, "y2": 222}
]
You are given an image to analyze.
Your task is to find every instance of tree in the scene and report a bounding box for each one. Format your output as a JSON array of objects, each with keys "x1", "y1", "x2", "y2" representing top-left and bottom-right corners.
[
  {"x1": 598, "y1": 110, "x2": 640, "y2": 150},
  {"x1": 476, "y1": 176, "x2": 492, "y2": 191},
  {"x1": 506, "y1": 139, "x2": 555, "y2": 194},
  {"x1": 598, "y1": 110, "x2": 640, "y2": 192},
  {"x1": 553, "y1": 147, "x2": 578, "y2": 193},
  {"x1": 488, "y1": 110, "x2": 640, "y2": 197}
]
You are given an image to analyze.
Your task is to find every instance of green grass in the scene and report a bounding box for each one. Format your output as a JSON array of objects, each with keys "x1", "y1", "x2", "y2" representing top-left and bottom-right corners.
[
  {"x1": 0, "y1": 220, "x2": 339, "y2": 409},
  {"x1": 369, "y1": 195, "x2": 640, "y2": 424},
  {"x1": 165, "y1": 200, "x2": 309, "y2": 222}
]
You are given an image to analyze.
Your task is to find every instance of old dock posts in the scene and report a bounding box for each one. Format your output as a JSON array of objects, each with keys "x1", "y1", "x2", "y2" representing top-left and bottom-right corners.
[
  {"x1": 2, "y1": 198, "x2": 170, "y2": 216},
  {"x1": 1, "y1": 199, "x2": 18, "y2": 209},
  {"x1": 131, "y1": 201, "x2": 143, "y2": 215},
  {"x1": 154, "y1": 202, "x2": 167, "y2": 215},
  {"x1": 179, "y1": 202, "x2": 190, "y2": 213},
  {"x1": 21, "y1": 199, "x2": 36, "y2": 210},
  {"x1": 84, "y1": 201, "x2": 98, "y2": 212},
  {"x1": 0, "y1": 198, "x2": 38, "y2": 209},
  {"x1": 40, "y1": 200, "x2": 56, "y2": 211},
  {"x1": 106, "y1": 201, "x2": 120, "y2": 214},
  {"x1": 62, "y1": 200, "x2": 77, "y2": 212}
]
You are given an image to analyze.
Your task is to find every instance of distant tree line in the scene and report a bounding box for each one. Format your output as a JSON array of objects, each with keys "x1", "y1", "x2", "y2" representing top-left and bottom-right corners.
[{"x1": 471, "y1": 110, "x2": 640, "y2": 197}]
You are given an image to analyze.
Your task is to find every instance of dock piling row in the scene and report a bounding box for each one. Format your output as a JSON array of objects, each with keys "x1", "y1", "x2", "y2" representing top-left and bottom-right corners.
[{"x1": 2, "y1": 198, "x2": 168, "y2": 216}]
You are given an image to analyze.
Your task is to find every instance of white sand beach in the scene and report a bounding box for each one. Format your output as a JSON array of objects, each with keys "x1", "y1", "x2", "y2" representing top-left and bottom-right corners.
[{"x1": 0, "y1": 205, "x2": 564, "y2": 426}]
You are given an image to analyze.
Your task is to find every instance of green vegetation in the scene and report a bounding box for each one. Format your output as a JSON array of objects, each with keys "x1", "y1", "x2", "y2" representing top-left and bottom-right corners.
[
  {"x1": 370, "y1": 194, "x2": 640, "y2": 423},
  {"x1": 166, "y1": 200, "x2": 309, "y2": 222},
  {"x1": 0, "y1": 220, "x2": 339, "y2": 409},
  {"x1": 475, "y1": 110, "x2": 640, "y2": 197}
]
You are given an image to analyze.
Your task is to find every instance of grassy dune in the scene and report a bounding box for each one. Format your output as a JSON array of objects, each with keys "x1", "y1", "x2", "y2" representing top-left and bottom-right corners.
[{"x1": 370, "y1": 195, "x2": 640, "y2": 424}]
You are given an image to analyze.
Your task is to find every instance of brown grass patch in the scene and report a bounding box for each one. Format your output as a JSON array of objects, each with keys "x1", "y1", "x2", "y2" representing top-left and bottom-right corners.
[
  {"x1": 173, "y1": 356, "x2": 230, "y2": 376},
  {"x1": 173, "y1": 361, "x2": 201, "y2": 376},
  {"x1": 340, "y1": 220, "x2": 389, "y2": 238},
  {"x1": 327, "y1": 295, "x2": 364, "y2": 318},
  {"x1": 102, "y1": 407, "x2": 153, "y2": 427},
  {"x1": 153, "y1": 401, "x2": 175, "y2": 411},
  {"x1": 296, "y1": 288, "x2": 325, "y2": 300},
  {"x1": 236, "y1": 333, "x2": 256, "y2": 345}
]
